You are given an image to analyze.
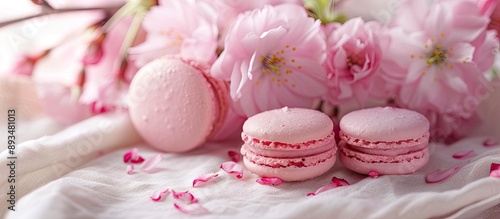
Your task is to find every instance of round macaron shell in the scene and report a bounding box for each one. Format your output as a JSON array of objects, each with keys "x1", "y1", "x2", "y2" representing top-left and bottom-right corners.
[
  {"x1": 340, "y1": 107, "x2": 430, "y2": 142},
  {"x1": 128, "y1": 58, "x2": 219, "y2": 152},
  {"x1": 243, "y1": 107, "x2": 333, "y2": 144}
]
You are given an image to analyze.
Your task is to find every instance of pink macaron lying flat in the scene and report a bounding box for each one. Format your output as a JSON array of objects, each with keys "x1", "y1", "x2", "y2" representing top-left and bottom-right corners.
[
  {"x1": 240, "y1": 107, "x2": 337, "y2": 181},
  {"x1": 338, "y1": 107, "x2": 430, "y2": 175}
]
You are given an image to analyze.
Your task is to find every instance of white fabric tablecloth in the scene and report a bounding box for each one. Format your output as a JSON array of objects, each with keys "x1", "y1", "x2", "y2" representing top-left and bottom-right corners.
[{"x1": 1, "y1": 77, "x2": 500, "y2": 219}]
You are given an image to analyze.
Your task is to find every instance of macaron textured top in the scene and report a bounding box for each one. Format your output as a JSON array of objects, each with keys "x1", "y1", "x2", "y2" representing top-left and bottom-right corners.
[
  {"x1": 340, "y1": 107, "x2": 430, "y2": 142},
  {"x1": 243, "y1": 107, "x2": 333, "y2": 144}
]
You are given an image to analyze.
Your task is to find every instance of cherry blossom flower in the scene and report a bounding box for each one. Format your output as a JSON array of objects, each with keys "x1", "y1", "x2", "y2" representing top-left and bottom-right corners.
[
  {"x1": 380, "y1": 0, "x2": 498, "y2": 142},
  {"x1": 200, "y1": 0, "x2": 303, "y2": 47},
  {"x1": 129, "y1": 0, "x2": 218, "y2": 67},
  {"x1": 322, "y1": 18, "x2": 388, "y2": 106},
  {"x1": 211, "y1": 4, "x2": 328, "y2": 117}
]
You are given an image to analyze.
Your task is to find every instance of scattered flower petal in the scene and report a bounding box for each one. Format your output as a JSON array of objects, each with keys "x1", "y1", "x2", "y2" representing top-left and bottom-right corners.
[
  {"x1": 256, "y1": 177, "x2": 283, "y2": 186},
  {"x1": 193, "y1": 173, "x2": 219, "y2": 187},
  {"x1": 123, "y1": 148, "x2": 144, "y2": 163},
  {"x1": 307, "y1": 183, "x2": 339, "y2": 196},
  {"x1": 227, "y1": 150, "x2": 241, "y2": 162},
  {"x1": 425, "y1": 164, "x2": 464, "y2": 183},
  {"x1": 307, "y1": 176, "x2": 350, "y2": 196},
  {"x1": 123, "y1": 148, "x2": 138, "y2": 163},
  {"x1": 126, "y1": 164, "x2": 134, "y2": 175},
  {"x1": 174, "y1": 202, "x2": 209, "y2": 215},
  {"x1": 368, "y1": 171, "x2": 379, "y2": 179},
  {"x1": 483, "y1": 138, "x2": 498, "y2": 147},
  {"x1": 150, "y1": 188, "x2": 170, "y2": 202},
  {"x1": 140, "y1": 154, "x2": 163, "y2": 172},
  {"x1": 172, "y1": 190, "x2": 198, "y2": 204},
  {"x1": 452, "y1": 150, "x2": 475, "y2": 159},
  {"x1": 220, "y1": 161, "x2": 243, "y2": 178},
  {"x1": 490, "y1": 163, "x2": 500, "y2": 178},
  {"x1": 131, "y1": 156, "x2": 145, "y2": 164},
  {"x1": 332, "y1": 177, "x2": 350, "y2": 186}
]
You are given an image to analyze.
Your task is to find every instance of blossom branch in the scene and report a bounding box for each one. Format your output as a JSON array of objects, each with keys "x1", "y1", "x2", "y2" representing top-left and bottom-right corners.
[{"x1": 0, "y1": 3, "x2": 124, "y2": 29}]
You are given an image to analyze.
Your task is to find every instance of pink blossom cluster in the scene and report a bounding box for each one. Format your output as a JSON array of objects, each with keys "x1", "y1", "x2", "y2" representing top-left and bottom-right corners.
[{"x1": 2, "y1": 0, "x2": 499, "y2": 142}]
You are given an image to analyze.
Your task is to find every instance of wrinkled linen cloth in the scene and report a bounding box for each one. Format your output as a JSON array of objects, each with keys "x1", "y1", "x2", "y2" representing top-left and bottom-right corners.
[{"x1": 1, "y1": 77, "x2": 500, "y2": 219}]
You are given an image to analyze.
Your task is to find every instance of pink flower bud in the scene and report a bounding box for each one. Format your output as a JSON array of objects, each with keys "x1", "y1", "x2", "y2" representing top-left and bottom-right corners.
[
  {"x1": 10, "y1": 56, "x2": 36, "y2": 77},
  {"x1": 82, "y1": 34, "x2": 105, "y2": 65}
]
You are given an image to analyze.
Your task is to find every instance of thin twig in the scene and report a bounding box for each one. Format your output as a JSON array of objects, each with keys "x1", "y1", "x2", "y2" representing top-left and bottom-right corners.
[{"x1": 0, "y1": 4, "x2": 123, "y2": 29}]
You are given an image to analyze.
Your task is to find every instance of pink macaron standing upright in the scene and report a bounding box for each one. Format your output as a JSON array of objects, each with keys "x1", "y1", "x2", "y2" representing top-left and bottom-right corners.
[
  {"x1": 240, "y1": 107, "x2": 337, "y2": 181},
  {"x1": 128, "y1": 57, "x2": 244, "y2": 153},
  {"x1": 338, "y1": 107, "x2": 430, "y2": 175}
]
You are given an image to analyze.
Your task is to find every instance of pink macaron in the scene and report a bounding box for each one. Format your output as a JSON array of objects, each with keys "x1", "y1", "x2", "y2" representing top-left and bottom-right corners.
[
  {"x1": 338, "y1": 107, "x2": 430, "y2": 175},
  {"x1": 240, "y1": 107, "x2": 337, "y2": 181},
  {"x1": 128, "y1": 57, "x2": 230, "y2": 152}
]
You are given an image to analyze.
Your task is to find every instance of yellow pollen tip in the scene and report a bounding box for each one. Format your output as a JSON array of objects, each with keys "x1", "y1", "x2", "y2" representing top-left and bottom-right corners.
[
  {"x1": 425, "y1": 44, "x2": 429, "y2": 49},
  {"x1": 291, "y1": 83, "x2": 296, "y2": 88},
  {"x1": 255, "y1": 81, "x2": 259, "y2": 85},
  {"x1": 271, "y1": 77, "x2": 275, "y2": 82},
  {"x1": 431, "y1": 38, "x2": 435, "y2": 43},
  {"x1": 419, "y1": 55, "x2": 424, "y2": 59},
  {"x1": 449, "y1": 64, "x2": 454, "y2": 69},
  {"x1": 410, "y1": 54, "x2": 415, "y2": 59},
  {"x1": 292, "y1": 47, "x2": 296, "y2": 51},
  {"x1": 286, "y1": 45, "x2": 290, "y2": 48},
  {"x1": 284, "y1": 79, "x2": 288, "y2": 82},
  {"x1": 291, "y1": 59, "x2": 295, "y2": 62},
  {"x1": 421, "y1": 71, "x2": 426, "y2": 76},
  {"x1": 297, "y1": 66, "x2": 302, "y2": 69},
  {"x1": 440, "y1": 32, "x2": 445, "y2": 37},
  {"x1": 434, "y1": 77, "x2": 439, "y2": 82}
]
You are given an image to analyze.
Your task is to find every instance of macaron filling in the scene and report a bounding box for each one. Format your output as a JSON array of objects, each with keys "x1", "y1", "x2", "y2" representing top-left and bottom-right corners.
[
  {"x1": 242, "y1": 131, "x2": 336, "y2": 150},
  {"x1": 241, "y1": 144, "x2": 337, "y2": 168},
  {"x1": 242, "y1": 131, "x2": 336, "y2": 157},
  {"x1": 347, "y1": 143, "x2": 428, "y2": 156},
  {"x1": 340, "y1": 131, "x2": 430, "y2": 149},
  {"x1": 339, "y1": 141, "x2": 428, "y2": 163}
]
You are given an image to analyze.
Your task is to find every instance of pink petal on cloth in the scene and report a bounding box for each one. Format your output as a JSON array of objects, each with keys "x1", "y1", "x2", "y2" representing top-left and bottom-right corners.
[
  {"x1": 490, "y1": 163, "x2": 500, "y2": 178},
  {"x1": 193, "y1": 173, "x2": 219, "y2": 187},
  {"x1": 174, "y1": 202, "x2": 209, "y2": 215},
  {"x1": 130, "y1": 156, "x2": 145, "y2": 164},
  {"x1": 140, "y1": 154, "x2": 163, "y2": 172},
  {"x1": 452, "y1": 150, "x2": 475, "y2": 159},
  {"x1": 425, "y1": 164, "x2": 464, "y2": 183},
  {"x1": 332, "y1": 177, "x2": 350, "y2": 186},
  {"x1": 172, "y1": 190, "x2": 198, "y2": 204},
  {"x1": 227, "y1": 150, "x2": 241, "y2": 162},
  {"x1": 256, "y1": 177, "x2": 283, "y2": 186},
  {"x1": 483, "y1": 138, "x2": 498, "y2": 147},
  {"x1": 306, "y1": 183, "x2": 339, "y2": 196},
  {"x1": 220, "y1": 161, "x2": 243, "y2": 178},
  {"x1": 123, "y1": 148, "x2": 138, "y2": 163},
  {"x1": 368, "y1": 171, "x2": 379, "y2": 179},
  {"x1": 126, "y1": 165, "x2": 134, "y2": 175},
  {"x1": 150, "y1": 188, "x2": 170, "y2": 202}
]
